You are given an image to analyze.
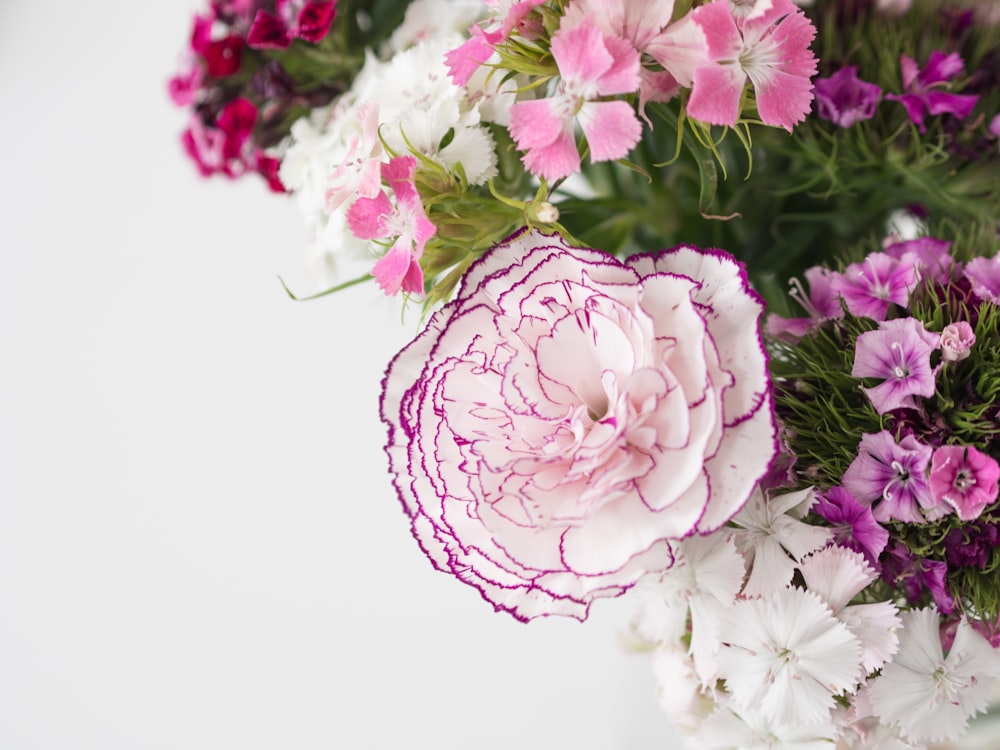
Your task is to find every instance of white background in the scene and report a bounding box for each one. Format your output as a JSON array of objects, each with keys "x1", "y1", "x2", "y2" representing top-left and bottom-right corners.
[{"x1": 0, "y1": 2, "x2": 675, "y2": 747}]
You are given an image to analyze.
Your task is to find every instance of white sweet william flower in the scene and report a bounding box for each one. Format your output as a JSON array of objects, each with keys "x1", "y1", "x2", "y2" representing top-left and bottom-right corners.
[
  {"x1": 384, "y1": 0, "x2": 485, "y2": 53},
  {"x1": 799, "y1": 546, "x2": 901, "y2": 676},
  {"x1": 730, "y1": 486, "x2": 832, "y2": 597},
  {"x1": 866, "y1": 608, "x2": 1000, "y2": 744},
  {"x1": 695, "y1": 698, "x2": 839, "y2": 749},
  {"x1": 380, "y1": 229, "x2": 777, "y2": 621},
  {"x1": 716, "y1": 587, "x2": 863, "y2": 728},
  {"x1": 632, "y1": 533, "x2": 745, "y2": 685}
]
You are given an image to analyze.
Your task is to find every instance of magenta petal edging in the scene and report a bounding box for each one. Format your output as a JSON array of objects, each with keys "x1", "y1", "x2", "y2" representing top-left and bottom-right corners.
[{"x1": 380, "y1": 228, "x2": 777, "y2": 621}]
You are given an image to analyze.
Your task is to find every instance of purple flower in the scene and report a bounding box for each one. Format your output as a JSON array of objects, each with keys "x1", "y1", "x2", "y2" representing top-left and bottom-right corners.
[
  {"x1": 813, "y1": 486, "x2": 889, "y2": 568},
  {"x1": 833, "y1": 252, "x2": 918, "y2": 320},
  {"x1": 881, "y1": 543, "x2": 956, "y2": 613},
  {"x1": 766, "y1": 265, "x2": 843, "y2": 341},
  {"x1": 943, "y1": 521, "x2": 1000, "y2": 570},
  {"x1": 842, "y1": 430, "x2": 935, "y2": 524},
  {"x1": 883, "y1": 236, "x2": 955, "y2": 284},
  {"x1": 852, "y1": 318, "x2": 940, "y2": 414},
  {"x1": 963, "y1": 255, "x2": 1000, "y2": 303},
  {"x1": 886, "y1": 51, "x2": 980, "y2": 133},
  {"x1": 928, "y1": 445, "x2": 1000, "y2": 521},
  {"x1": 380, "y1": 229, "x2": 776, "y2": 621},
  {"x1": 814, "y1": 66, "x2": 882, "y2": 127}
]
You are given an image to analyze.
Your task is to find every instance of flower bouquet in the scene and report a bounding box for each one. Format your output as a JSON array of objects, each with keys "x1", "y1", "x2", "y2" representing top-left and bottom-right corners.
[{"x1": 169, "y1": 0, "x2": 1000, "y2": 746}]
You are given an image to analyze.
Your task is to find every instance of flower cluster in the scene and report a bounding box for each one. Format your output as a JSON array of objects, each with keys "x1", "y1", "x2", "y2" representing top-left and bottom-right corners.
[{"x1": 619, "y1": 226, "x2": 1000, "y2": 745}]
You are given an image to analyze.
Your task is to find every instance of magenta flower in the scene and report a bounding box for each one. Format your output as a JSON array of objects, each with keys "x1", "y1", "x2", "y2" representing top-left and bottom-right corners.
[
  {"x1": 814, "y1": 66, "x2": 882, "y2": 127},
  {"x1": 380, "y1": 229, "x2": 776, "y2": 621},
  {"x1": 181, "y1": 96, "x2": 258, "y2": 179},
  {"x1": 345, "y1": 156, "x2": 435, "y2": 297},
  {"x1": 842, "y1": 431, "x2": 935, "y2": 524},
  {"x1": 940, "y1": 321, "x2": 975, "y2": 363},
  {"x1": 247, "y1": 0, "x2": 337, "y2": 50},
  {"x1": 813, "y1": 486, "x2": 889, "y2": 568},
  {"x1": 508, "y1": 21, "x2": 642, "y2": 182},
  {"x1": 886, "y1": 51, "x2": 980, "y2": 133},
  {"x1": 929, "y1": 445, "x2": 1000, "y2": 521},
  {"x1": 833, "y1": 252, "x2": 918, "y2": 320},
  {"x1": 684, "y1": 0, "x2": 817, "y2": 130},
  {"x1": 852, "y1": 318, "x2": 940, "y2": 414}
]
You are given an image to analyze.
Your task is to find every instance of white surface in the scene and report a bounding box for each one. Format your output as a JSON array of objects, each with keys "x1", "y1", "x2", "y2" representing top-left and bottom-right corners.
[{"x1": 0, "y1": 2, "x2": 675, "y2": 748}]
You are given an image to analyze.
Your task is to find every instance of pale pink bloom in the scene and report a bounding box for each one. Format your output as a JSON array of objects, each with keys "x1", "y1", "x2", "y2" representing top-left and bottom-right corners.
[
  {"x1": 444, "y1": 0, "x2": 545, "y2": 85},
  {"x1": 324, "y1": 101, "x2": 383, "y2": 213},
  {"x1": 561, "y1": 0, "x2": 708, "y2": 111},
  {"x1": 867, "y1": 609, "x2": 1000, "y2": 743},
  {"x1": 345, "y1": 156, "x2": 435, "y2": 296},
  {"x1": 508, "y1": 21, "x2": 642, "y2": 182},
  {"x1": 940, "y1": 321, "x2": 975, "y2": 362},
  {"x1": 684, "y1": 0, "x2": 818, "y2": 130},
  {"x1": 380, "y1": 229, "x2": 776, "y2": 621}
]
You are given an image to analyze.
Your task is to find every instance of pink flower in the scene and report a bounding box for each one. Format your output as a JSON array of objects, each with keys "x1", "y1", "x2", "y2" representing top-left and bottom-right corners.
[
  {"x1": 247, "y1": 0, "x2": 337, "y2": 49},
  {"x1": 964, "y1": 255, "x2": 1000, "y2": 303},
  {"x1": 508, "y1": 21, "x2": 642, "y2": 182},
  {"x1": 940, "y1": 321, "x2": 975, "y2": 362},
  {"x1": 886, "y1": 51, "x2": 979, "y2": 133},
  {"x1": 852, "y1": 318, "x2": 940, "y2": 415},
  {"x1": 841, "y1": 431, "x2": 935, "y2": 524},
  {"x1": 380, "y1": 229, "x2": 777, "y2": 621},
  {"x1": 345, "y1": 156, "x2": 435, "y2": 297},
  {"x1": 684, "y1": 0, "x2": 818, "y2": 130},
  {"x1": 929, "y1": 445, "x2": 1000, "y2": 521},
  {"x1": 445, "y1": 0, "x2": 545, "y2": 85}
]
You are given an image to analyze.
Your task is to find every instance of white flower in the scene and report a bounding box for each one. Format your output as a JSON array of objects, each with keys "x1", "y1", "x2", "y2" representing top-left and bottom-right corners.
[
  {"x1": 866, "y1": 608, "x2": 1000, "y2": 743},
  {"x1": 695, "y1": 699, "x2": 839, "y2": 749},
  {"x1": 650, "y1": 644, "x2": 715, "y2": 734},
  {"x1": 717, "y1": 587, "x2": 862, "y2": 728},
  {"x1": 730, "y1": 486, "x2": 832, "y2": 597},
  {"x1": 383, "y1": 0, "x2": 486, "y2": 53},
  {"x1": 799, "y1": 546, "x2": 901, "y2": 676},
  {"x1": 633, "y1": 534, "x2": 746, "y2": 685}
]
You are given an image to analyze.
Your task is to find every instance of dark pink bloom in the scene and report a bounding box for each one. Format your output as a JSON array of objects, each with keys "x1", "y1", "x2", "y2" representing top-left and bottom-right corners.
[
  {"x1": 247, "y1": 0, "x2": 337, "y2": 50},
  {"x1": 814, "y1": 66, "x2": 882, "y2": 127},
  {"x1": 684, "y1": 0, "x2": 817, "y2": 130},
  {"x1": 833, "y1": 252, "x2": 918, "y2": 320},
  {"x1": 842, "y1": 430, "x2": 935, "y2": 524},
  {"x1": 852, "y1": 318, "x2": 940, "y2": 415},
  {"x1": 181, "y1": 97, "x2": 259, "y2": 179},
  {"x1": 813, "y1": 486, "x2": 889, "y2": 568},
  {"x1": 886, "y1": 51, "x2": 979, "y2": 133},
  {"x1": 929, "y1": 445, "x2": 1000, "y2": 521}
]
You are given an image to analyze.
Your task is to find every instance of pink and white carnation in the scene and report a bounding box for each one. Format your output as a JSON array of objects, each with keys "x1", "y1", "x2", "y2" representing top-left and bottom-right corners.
[{"x1": 380, "y1": 228, "x2": 777, "y2": 621}]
